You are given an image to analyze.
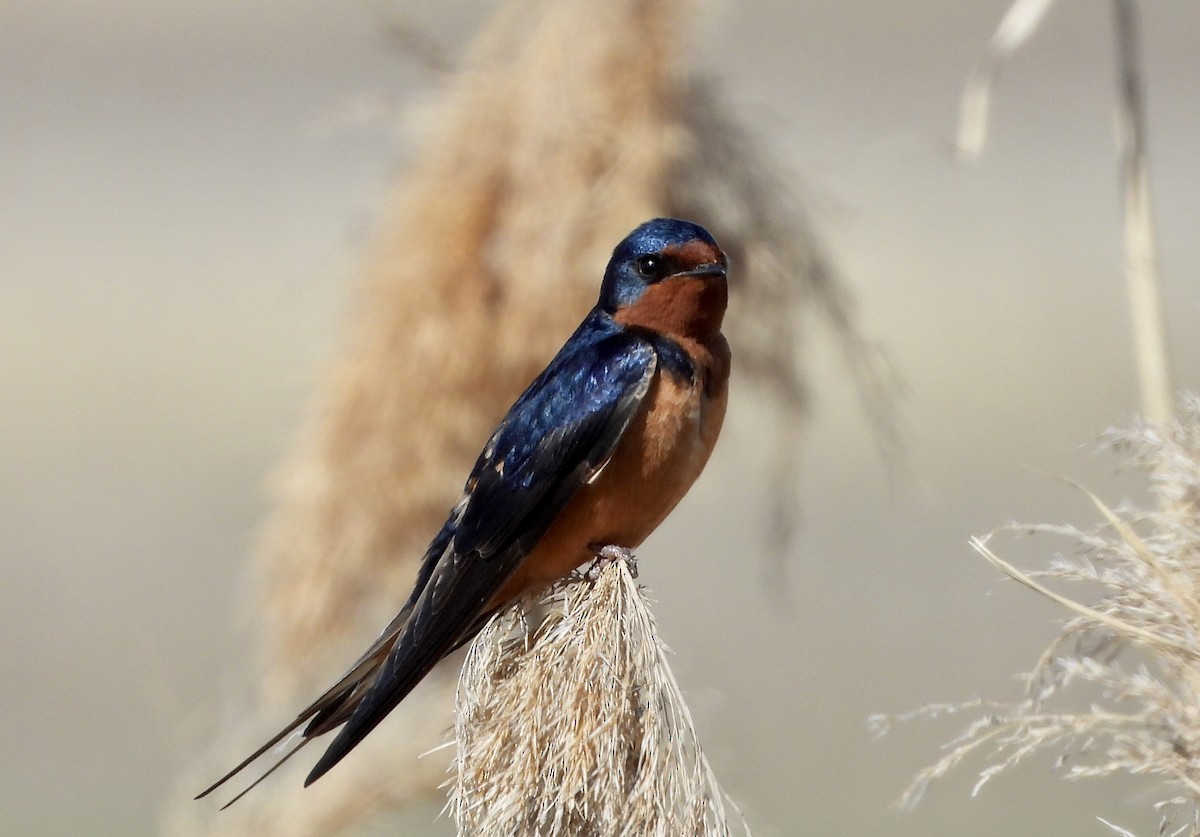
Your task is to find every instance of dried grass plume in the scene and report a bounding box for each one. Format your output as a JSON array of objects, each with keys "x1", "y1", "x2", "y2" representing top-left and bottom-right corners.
[
  {"x1": 452, "y1": 552, "x2": 748, "y2": 837},
  {"x1": 873, "y1": 395, "x2": 1200, "y2": 835}
]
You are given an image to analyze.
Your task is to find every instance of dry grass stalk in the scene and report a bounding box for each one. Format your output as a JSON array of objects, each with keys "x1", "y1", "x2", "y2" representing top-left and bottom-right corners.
[
  {"x1": 172, "y1": 0, "x2": 885, "y2": 831},
  {"x1": 451, "y1": 555, "x2": 748, "y2": 837},
  {"x1": 952, "y1": 0, "x2": 1058, "y2": 161},
  {"x1": 954, "y1": 0, "x2": 1174, "y2": 424},
  {"x1": 872, "y1": 396, "x2": 1200, "y2": 834},
  {"x1": 1113, "y1": 0, "x2": 1173, "y2": 424}
]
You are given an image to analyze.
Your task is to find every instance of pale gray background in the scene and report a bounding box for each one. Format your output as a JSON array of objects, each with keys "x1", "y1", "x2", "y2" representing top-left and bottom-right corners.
[{"x1": 5, "y1": 1, "x2": 1200, "y2": 834}]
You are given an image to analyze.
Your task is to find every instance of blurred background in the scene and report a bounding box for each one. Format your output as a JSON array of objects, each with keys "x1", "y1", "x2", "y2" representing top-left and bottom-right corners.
[{"x1": 5, "y1": 1, "x2": 1200, "y2": 834}]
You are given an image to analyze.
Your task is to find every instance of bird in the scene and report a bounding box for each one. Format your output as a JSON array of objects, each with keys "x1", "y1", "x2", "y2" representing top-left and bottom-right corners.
[{"x1": 197, "y1": 217, "x2": 731, "y2": 806}]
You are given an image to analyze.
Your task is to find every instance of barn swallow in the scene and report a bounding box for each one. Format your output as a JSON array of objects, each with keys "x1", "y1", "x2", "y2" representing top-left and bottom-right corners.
[{"x1": 198, "y1": 217, "x2": 730, "y2": 805}]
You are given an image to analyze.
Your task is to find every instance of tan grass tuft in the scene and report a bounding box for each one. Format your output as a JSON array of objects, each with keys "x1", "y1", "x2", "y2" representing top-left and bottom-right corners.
[
  {"x1": 451, "y1": 555, "x2": 748, "y2": 837},
  {"x1": 873, "y1": 395, "x2": 1200, "y2": 834}
]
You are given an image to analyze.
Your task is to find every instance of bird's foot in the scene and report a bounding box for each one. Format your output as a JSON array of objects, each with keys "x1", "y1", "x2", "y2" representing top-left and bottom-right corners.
[{"x1": 588, "y1": 544, "x2": 638, "y2": 579}]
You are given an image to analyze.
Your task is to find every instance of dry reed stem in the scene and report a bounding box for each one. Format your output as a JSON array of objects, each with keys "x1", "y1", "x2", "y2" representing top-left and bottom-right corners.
[
  {"x1": 954, "y1": 0, "x2": 1174, "y2": 424},
  {"x1": 451, "y1": 556, "x2": 748, "y2": 837},
  {"x1": 173, "y1": 0, "x2": 886, "y2": 832},
  {"x1": 873, "y1": 396, "x2": 1200, "y2": 835},
  {"x1": 1113, "y1": 0, "x2": 1173, "y2": 424},
  {"x1": 953, "y1": 0, "x2": 1058, "y2": 161}
]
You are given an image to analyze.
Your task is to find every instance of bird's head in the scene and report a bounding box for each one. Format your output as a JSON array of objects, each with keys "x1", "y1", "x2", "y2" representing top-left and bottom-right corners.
[{"x1": 599, "y1": 218, "x2": 728, "y2": 340}]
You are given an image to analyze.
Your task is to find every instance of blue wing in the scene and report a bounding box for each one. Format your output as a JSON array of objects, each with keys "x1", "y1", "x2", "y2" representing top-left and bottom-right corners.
[
  {"x1": 197, "y1": 312, "x2": 658, "y2": 805},
  {"x1": 302, "y1": 311, "x2": 657, "y2": 784}
]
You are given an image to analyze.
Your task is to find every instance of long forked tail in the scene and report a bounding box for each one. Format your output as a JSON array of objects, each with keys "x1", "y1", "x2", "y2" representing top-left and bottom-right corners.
[
  {"x1": 193, "y1": 677, "x2": 359, "y2": 804},
  {"x1": 194, "y1": 621, "x2": 402, "y2": 806}
]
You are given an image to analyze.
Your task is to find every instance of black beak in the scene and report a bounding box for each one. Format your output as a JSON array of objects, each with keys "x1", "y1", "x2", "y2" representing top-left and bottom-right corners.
[{"x1": 668, "y1": 263, "x2": 727, "y2": 280}]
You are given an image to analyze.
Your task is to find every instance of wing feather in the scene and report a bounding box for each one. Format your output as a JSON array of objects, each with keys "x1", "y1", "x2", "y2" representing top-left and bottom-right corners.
[
  {"x1": 200, "y1": 313, "x2": 659, "y2": 799},
  {"x1": 304, "y1": 320, "x2": 656, "y2": 784}
]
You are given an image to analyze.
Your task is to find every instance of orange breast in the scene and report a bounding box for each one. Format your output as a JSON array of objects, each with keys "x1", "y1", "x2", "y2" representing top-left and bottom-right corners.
[{"x1": 489, "y1": 334, "x2": 730, "y2": 605}]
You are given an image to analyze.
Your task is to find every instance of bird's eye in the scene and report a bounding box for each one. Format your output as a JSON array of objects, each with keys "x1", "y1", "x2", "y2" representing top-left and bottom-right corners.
[{"x1": 634, "y1": 254, "x2": 663, "y2": 280}]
